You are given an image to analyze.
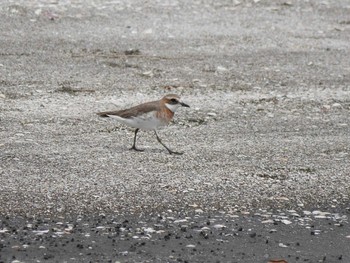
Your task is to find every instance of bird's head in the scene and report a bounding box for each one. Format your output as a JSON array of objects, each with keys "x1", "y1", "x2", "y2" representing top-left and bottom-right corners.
[{"x1": 163, "y1": 94, "x2": 190, "y2": 112}]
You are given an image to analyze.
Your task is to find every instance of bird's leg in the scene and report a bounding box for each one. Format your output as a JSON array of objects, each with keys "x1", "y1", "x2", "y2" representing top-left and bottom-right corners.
[
  {"x1": 130, "y1": 128, "x2": 144, "y2": 152},
  {"x1": 154, "y1": 130, "x2": 183, "y2": 155}
]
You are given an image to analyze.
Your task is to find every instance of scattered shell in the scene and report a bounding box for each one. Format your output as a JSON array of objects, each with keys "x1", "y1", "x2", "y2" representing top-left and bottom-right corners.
[
  {"x1": 33, "y1": 229, "x2": 49, "y2": 235},
  {"x1": 174, "y1": 219, "x2": 187, "y2": 223},
  {"x1": 142, "y1": 28, "x2": 153, "y2": 34},
  {"x1": 186, "y1": 244, "x2": 196, "y2": 248},
  {"x1": 332, "y1": 103, "x2": 342, "y2": 109},
  {"x1": 281, "y1": 220, "x2": 292, "y2": 225},
  {"x1": 143, "y1": 227, "x2": 156, "y2": 233},
  {"x1": 213, "y1": 224, "x2": 226, "y2": 230},
  {"x1": 262, "y1": 219, "x2": 274, "y2": 224},
  {"x1": 278, "y1": 243, "x2": 288, "y2": 248},
  {"x1": 142, "y1": 70, "x2": 154, "y2": 77},
  {"x1": 322, "y1": 105, "x2": 331, "y2": 110},
  {"x1": 216, "y1": 66, "x2": 228, "y2": 73}
]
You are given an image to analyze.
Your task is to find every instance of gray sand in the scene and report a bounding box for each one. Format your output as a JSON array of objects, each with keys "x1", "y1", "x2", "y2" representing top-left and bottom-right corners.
[{"x1": 0, "y1": 0, "x2": 349, "y2": 262}]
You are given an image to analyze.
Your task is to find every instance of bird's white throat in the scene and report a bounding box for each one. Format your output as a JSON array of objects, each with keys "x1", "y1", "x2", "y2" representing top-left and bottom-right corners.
[{"x1": 165, "y1": 103, "x2": 181, "y2": 112}]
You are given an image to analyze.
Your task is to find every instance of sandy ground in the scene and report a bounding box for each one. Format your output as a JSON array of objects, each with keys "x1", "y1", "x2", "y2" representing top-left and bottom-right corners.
[{"x1": 1, "y1": 0, "x2": 350, "y2": 262}]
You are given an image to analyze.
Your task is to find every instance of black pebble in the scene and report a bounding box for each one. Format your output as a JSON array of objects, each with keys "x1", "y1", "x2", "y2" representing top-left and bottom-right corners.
[{"x1": 249, "y1": 232, "x2": 256, "y2": 238}]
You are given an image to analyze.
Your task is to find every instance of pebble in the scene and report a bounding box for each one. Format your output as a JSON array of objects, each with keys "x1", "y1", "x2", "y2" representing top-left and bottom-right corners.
[
  {"x1": 142, "y1": 28, "x2": 153, "y2": 34},
  {"x1": 262, "y1": 219, "x2": 274, "y2": 224},
  {"x1": 216, "y1": 66, "x2": 228, "y2": 73},
  {"x1": 142, "y1": 70, "x2": 154, "y2": 77},
  {"x1": 174, "y1": 219, "x2": 187, "y2": 223},
  {"x1": 186, "y1": 244, "x2": 196, "y2": 248},
  {"x1": 312, "y1": 211, "x2": 330, "y2": 219},
  {"x1": 278, "y1": 243, "x2": 288, "y2": 248},
  {"x1": 213, "y1": 224, "x2": 226, "y2": 230},
  {"x1": 322, "y1": 104, "x2": 331, "y2": 110},
  {"x1": 143, "y1": 227, "x2": 156, "y2": 233},
  {"x1": 33, "y1": 229, "x2": 49, "y2": 235},
  {"x1": 332, "y1": 103, "x2": 342, "y2": 109},
  {"x1": 281, "y1": 220, "x2": 292, "y2": 225},
  {"x1": 0, "y1": 93, "x2": 6, "y2": 99}
]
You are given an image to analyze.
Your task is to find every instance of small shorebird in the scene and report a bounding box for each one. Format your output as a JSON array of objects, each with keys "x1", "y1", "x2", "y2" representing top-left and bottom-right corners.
[{"x1": 97, "y1": 94, "x2": 190, "y2": 154}]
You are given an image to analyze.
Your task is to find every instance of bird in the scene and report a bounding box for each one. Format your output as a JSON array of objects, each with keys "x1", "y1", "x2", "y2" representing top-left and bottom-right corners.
[{"x1": 97, "y1": 94, "x2": 190, "y2": 155}]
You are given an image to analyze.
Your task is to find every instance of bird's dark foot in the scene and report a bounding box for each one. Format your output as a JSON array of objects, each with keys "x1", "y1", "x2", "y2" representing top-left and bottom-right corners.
[
  {"x1": 168, "y1": 150, "x2": 184, "y2": 155},
  {"x1": 130, "y1": 146, "x2": 144, "y2": 152}
]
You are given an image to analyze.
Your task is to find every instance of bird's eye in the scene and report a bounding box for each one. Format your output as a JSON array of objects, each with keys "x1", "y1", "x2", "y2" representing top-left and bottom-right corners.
[{"x1": 170, "y1": 98, "x2": 178, "y2": 104}]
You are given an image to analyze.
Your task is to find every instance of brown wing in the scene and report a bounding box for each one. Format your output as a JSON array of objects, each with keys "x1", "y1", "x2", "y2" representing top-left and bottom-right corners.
[{"x1": 97, "y1": 100, "x2": 160, "y2": 118}]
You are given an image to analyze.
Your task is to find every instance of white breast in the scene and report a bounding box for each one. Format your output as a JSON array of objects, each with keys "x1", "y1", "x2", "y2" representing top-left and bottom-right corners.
[{"x1": 108, "y1": 111, "x2": 166, "y2": 130}]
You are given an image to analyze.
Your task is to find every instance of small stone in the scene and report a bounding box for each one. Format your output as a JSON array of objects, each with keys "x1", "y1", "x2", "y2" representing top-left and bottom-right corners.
[
  {"x1": 216, "y1": 66, "x2": 228, "y2": 73},
  {"x1": 278, "y1": 243, "x2": 288, "y2": 248},
  {"x1": 207, "y1": 112, "x2": 217, "y2": 117},
  {"x1": 0, "y1": 93, "x2": 6, "y2": 99},
  {"x1": 142, "y1": 28, "x2": 153, "y2": 34},
  {"x1": 186, "y1": 244, "x2": 196, "y2": 248},
  {"x1": 34, "y1": 9, "x2": 42, "y2": 15},
  {"x1": 142, "y1": 70, "x2": 154, "y2": 77},
  {"x1": 33, "y1": 229, "x2": 49, "y2": 235},
  {"x1": 181, "y1": 225, "x2": 188, "y2": 231},
  {"x1": 250, "y1": 232, "x2": 257, "y2": 238},
  {"x1": 213, "y1": 224, "x2": 226, "y2": 230},
  {"x1": 332, "y1": 103, "x2": 342, "y2": 109},
  {"x1": 281, "y1": 219, "x2": 292, "y2": 225},
  {"x1": 262, "y1": 219, "x2": 274, "y2": 224},
  {"x1": 174, "y1": 219, "x2": 187, "y2": 224},
  {"x1": 143, "y1": 227, "x2": 155, "y2": 233}
]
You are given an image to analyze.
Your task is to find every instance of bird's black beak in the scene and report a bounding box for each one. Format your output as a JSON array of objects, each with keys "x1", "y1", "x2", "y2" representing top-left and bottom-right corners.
[{"x1": 180, "y1": 102, "x2": 190, "y2": 108}]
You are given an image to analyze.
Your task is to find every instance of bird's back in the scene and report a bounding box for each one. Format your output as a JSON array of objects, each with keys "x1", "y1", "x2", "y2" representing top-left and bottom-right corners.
[{"x1": 97, "y1": 101, "x2": 160, "y2": 119}]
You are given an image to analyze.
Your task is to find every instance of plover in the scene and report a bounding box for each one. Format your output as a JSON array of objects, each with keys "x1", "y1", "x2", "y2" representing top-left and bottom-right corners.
[{"x1": 97, "y1": 94, "x2": 190, "y2": 154}]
